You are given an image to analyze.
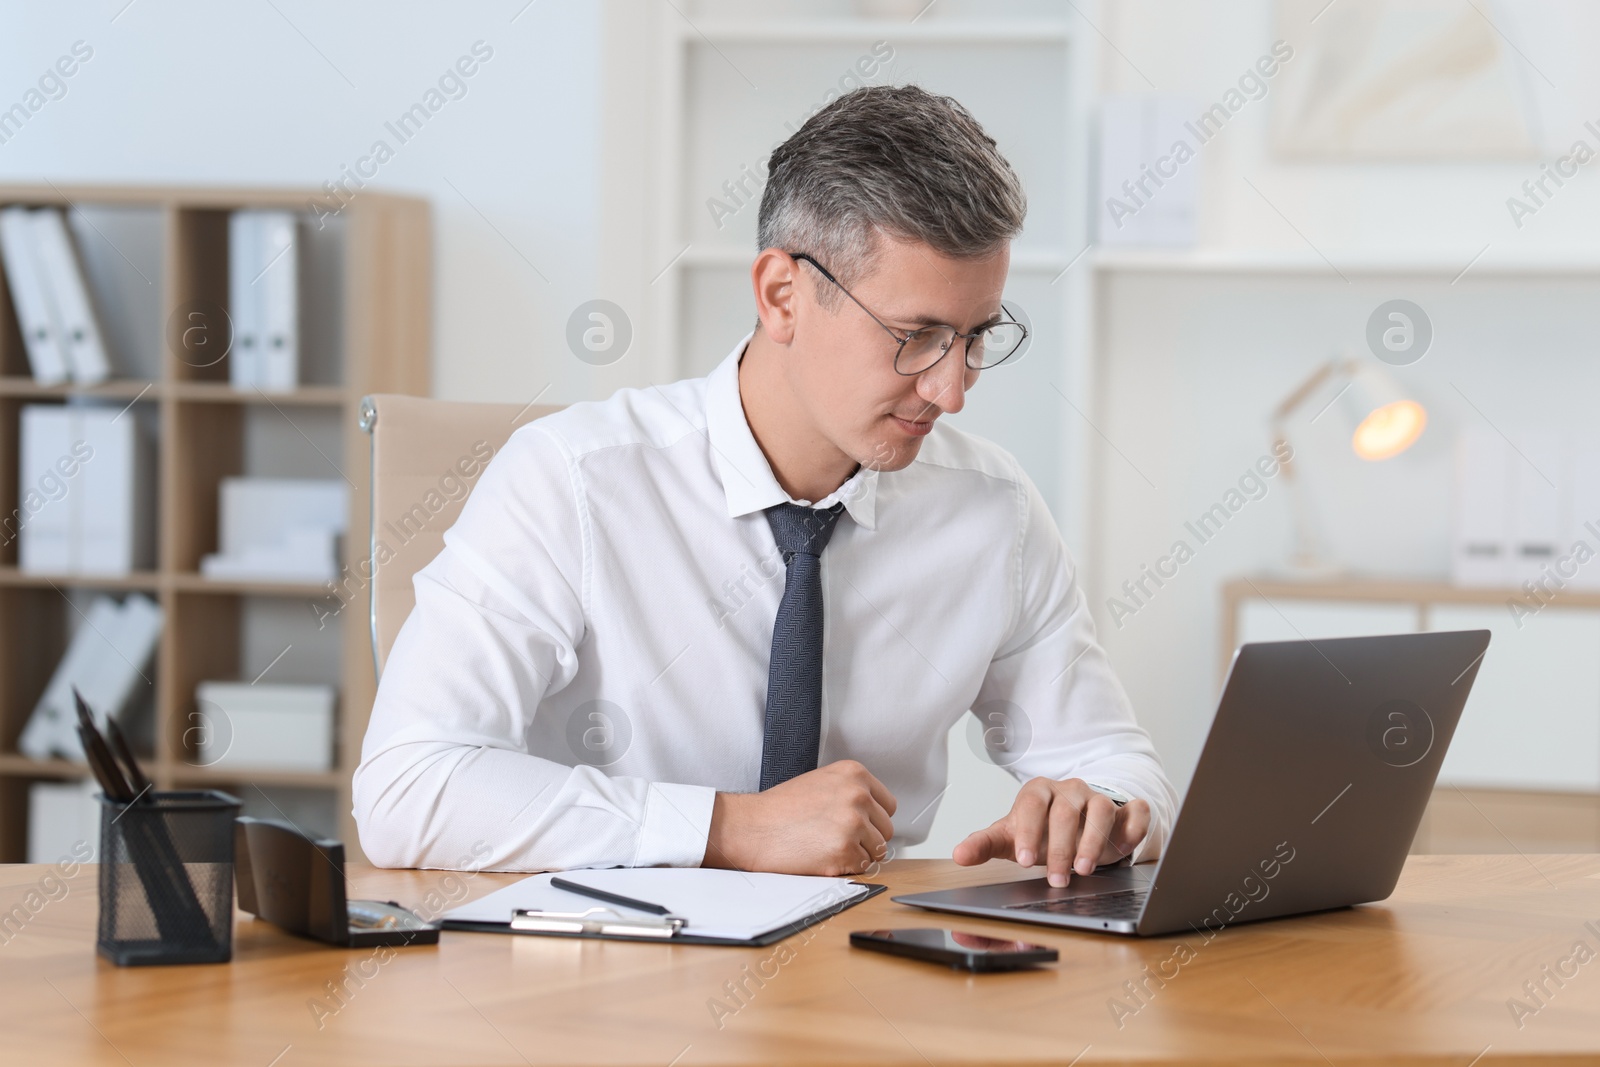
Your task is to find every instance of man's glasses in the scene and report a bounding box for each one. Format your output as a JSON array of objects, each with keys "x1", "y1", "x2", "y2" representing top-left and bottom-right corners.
[{"x1": 786, "y1": 251, "x2": 1028, "y2": 376}]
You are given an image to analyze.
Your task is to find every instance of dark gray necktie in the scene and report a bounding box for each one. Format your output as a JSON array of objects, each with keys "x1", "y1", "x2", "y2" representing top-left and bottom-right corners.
[{"x1": 759, "y1": 501, "x2": 846, "y2": 790}]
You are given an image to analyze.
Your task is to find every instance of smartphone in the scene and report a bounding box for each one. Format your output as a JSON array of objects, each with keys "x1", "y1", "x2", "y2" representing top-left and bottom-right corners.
[{"x1": 850, "y1": 928, "x2": 1058, "y2": 972}]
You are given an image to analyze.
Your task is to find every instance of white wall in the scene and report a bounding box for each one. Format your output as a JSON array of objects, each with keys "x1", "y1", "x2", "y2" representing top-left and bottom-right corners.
[
  {"x1": 0, "y1": 0, "x2": 603, "y2": 405},
  {"x1": 1090, "y1": 0, "x2": 1600, "y2": 791},
  {"x1": 1100, "y1": 0, "x2": 1600, "y2": 254}
]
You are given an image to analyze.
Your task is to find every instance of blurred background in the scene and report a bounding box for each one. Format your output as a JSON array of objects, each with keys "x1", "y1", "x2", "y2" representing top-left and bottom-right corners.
[{"x1": 3, "y1": 0, "x2": 1598, "y2": 864}]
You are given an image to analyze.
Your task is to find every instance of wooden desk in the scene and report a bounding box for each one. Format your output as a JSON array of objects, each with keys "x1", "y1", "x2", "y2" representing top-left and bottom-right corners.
[{"x1": 5, "y1": 855, "x2": 1600, "y2": 1065}]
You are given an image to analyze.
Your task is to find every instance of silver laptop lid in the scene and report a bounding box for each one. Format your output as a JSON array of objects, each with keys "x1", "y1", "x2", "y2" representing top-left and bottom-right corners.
[{"x1": 1135, "y1": 628, "x2": 1490, "y2": 935}]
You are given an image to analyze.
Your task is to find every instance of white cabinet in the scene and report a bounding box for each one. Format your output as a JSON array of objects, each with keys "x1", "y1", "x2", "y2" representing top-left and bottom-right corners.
[
  {"x1": 1430, "y1": 605, "x2": 1600, "y2": 791},
  {"x1": 1225, "y1": 580, "x2": 1600, "y2": 795}
]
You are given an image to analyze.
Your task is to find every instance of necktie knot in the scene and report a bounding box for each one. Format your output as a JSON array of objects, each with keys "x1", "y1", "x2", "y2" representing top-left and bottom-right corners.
[{"x1": 765, "y1": 502, "x2": 845, "y2": 561}]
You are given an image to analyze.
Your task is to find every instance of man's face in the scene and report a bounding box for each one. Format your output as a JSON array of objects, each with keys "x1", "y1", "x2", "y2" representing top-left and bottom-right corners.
[{"x1": 783, "y1": 235, "x2": 1011, "y2": 473}]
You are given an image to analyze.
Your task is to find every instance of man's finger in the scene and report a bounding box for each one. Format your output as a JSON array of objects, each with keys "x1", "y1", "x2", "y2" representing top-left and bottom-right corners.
[
  {"x1": 857, "y1": 823, "x2": 889, "y2": 873},
  {"x1": 1107, "y1": 799, "x2": 1152, "y2": 862},
  {"x1": 1011, "y1": 779, "x2": 1054, "y2": 867},
  {"x1": 863, "y1": 772, "x2": 898, "y2": 818},
  {"x1": 952, "y1": 820, "x2": 1008, "y2": 866},
  {"x1": 1045, "y1": 788, "x2": 1082, "y2": 887},
  {"x1": 862, "y1": 798, "x2": 894, "y2": 852},
  {"x1": 1075, "y1": 794, "x2": 1116, "y2": 876}
]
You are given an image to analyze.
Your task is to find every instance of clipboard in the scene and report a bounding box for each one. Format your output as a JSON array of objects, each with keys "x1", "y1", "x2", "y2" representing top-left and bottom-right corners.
[{"x1": 440, "y1": 870, "x2": 887, "y2": 947}]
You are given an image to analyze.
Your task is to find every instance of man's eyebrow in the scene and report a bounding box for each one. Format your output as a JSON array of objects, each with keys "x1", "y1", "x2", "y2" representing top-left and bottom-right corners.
[{"x1": 891, "y1": 309, "x2": 1006, "y2": 330}]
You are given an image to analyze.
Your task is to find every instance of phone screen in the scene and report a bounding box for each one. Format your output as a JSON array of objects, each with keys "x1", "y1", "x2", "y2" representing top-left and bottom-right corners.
[
  {"x1": 850, "y1": 927, "x2": 1059, "y2": 970},
  {"x1": 866, "y1": 928, "x2": 1049, "y2": 954}
]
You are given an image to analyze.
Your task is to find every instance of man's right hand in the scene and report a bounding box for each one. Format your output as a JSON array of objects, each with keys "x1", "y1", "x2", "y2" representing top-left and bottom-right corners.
[{"x1": 702, "y1": 760, "x2": 896, "y2": 876}]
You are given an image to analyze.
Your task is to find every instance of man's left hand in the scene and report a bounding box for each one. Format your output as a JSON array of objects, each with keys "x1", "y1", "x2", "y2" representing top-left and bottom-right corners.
[{"x1": 952, "y1": 778, "x2": 1150, "y2": 887}]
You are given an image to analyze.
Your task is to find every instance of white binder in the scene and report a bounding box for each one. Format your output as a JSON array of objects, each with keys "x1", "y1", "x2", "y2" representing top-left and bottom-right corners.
[
  {"x1": 31, "y1": 208, "x2": 111, "y2": 384},
  {"x1": 1096, "y1": 94, "x2": 1199, "y2": 247},
  {"x1": 18, "y1": 405, "x2": 76, "y2": 572},
  {"x1": 1510, "y1": 431, "x2": 1563, "y2": 586},
  {"x1": 0, "y1": 207, "x2": 70, "y2": 385},
  {"x1": 27, "y1": 778, "x2": 99, "y2": 863},
  {"x1": 1569, "y1": 433, "x2": 1600, "y2": 592},
  {"x1": 19, "y1": 404, "x2": 150, "y2": 575},
  {"x1": 1452, "y1": 427, "x2": 1512, "y2": 588},
  {"x1": 20, "y1": 593, "x2": 163, "y2": 761},
  {"x1": 77, "y1": 407, "x2": 152, "y2": 575},
  {"x1": 228, "y1": 210, "x2": 261, "y2": 388},
  {"x1": 257, "y1": 211, "x2": 299, "y2": 391}
]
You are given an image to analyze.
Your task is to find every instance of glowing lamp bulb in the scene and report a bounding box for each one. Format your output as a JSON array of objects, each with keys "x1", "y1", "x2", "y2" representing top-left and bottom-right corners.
[{"x1": 1352, "y1": 400, "x2": 1426, "y2": 461}]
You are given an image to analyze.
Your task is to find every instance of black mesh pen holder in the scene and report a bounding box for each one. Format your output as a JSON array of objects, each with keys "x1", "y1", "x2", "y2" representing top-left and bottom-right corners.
[{"x1": 97, "y1": 790, "x2": 240, "y2": 966}]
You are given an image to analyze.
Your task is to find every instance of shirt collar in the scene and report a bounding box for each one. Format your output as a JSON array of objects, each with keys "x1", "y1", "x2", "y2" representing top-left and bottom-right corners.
[{"x1": 705, "y1": 331, "x2": 878, "y2": 531}]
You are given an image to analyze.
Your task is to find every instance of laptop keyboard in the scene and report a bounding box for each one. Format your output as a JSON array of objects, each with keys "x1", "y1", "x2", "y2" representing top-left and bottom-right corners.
[{"x1": 1004, "y1": 888, "x2": 1149, "y2": 918}]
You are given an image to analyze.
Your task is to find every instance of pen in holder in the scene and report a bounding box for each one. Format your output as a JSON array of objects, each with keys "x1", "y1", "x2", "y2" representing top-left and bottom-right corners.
[
  {"x1": 74, "y1": 686, "x2": 238, "y2": 965},
  {"x1": 97, "y1": 789, "x2": 240, "y2": 966}
]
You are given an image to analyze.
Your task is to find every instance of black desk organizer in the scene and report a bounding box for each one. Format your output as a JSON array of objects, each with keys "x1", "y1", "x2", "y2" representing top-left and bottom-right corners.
[{"x1": 97, "y1": 789, "x2": 240, "y2": 966}]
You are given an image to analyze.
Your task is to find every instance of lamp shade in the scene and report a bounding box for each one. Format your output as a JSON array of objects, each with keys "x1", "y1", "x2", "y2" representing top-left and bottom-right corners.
[{"x1": 1344, "y1": 362, "x2": 1426, "y2": 460}]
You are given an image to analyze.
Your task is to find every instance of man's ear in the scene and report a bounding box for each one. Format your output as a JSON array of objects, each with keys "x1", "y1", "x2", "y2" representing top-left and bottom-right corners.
[{"x1": 751, "y1": 248, "x2": 801, "y2": 345}]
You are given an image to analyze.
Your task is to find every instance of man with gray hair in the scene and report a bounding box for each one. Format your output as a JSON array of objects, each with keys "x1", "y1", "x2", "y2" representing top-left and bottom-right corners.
[{"x1": 355, "y1": 85, "x2": 1176, "y2": 889}]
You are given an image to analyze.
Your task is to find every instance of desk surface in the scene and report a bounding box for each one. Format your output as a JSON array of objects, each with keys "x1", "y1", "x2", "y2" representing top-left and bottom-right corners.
[{"x1": 5, "y1": 854, "x2": 1600, "y2": 1065}]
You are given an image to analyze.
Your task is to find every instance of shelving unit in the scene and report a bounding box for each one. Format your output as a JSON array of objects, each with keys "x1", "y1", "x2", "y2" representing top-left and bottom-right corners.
[
  {"x1": 654, "y1": 5, "x2": 1093, "y2": 536},
  {"x1": 0, "y1": 183, "x2": 430, "y2": 862},
  {"x1": 647, "y1": 4, "x2": 1098, "y2": 862},
  {"x1": 1092, "y1": 246, "x2": 1600, "y2": 277}
]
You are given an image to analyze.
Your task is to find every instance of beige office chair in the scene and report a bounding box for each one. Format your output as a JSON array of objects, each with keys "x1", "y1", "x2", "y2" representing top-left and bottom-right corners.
[{"x1": 360, "y1": 393, "x2": 562, "y2": 681}]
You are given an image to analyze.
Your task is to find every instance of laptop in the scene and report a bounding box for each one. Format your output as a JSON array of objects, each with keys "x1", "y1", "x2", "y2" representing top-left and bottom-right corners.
[{"x1": 894, "y1": 629, "x2": 1491, "y2": 936}]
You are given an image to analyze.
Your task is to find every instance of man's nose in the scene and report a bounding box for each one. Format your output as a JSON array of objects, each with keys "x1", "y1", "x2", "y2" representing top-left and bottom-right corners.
[{"x1": 916, "y1": 346, "x2": 970, "y2": 415}]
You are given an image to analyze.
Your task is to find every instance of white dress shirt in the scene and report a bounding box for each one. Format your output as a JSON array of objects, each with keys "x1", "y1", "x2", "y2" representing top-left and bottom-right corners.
[{"x1": 353, "y1": 332, "x2": 1177, "y2": 872}]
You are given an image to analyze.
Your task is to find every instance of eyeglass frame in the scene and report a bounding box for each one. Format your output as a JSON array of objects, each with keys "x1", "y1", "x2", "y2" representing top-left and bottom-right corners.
[{"x1": 784, "y1": 250, "x2": 1028, "y2": 376}]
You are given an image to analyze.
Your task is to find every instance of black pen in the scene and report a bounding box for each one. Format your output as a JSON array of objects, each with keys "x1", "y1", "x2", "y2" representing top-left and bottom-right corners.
[
  {"x1": 551, "y1": 876, "x2": 673, "y2": 916},
  {"x1": 102, "y1": 714, "x2": 151, "y2": 797},
  {"x1": 76, "y1": 722, "x2": 133, "y2": 801}
]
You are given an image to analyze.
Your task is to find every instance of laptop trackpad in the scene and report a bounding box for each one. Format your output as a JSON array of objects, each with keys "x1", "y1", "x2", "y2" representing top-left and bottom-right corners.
[{"x1": 992, "y1": 866, "x2": 1147, "y2": 905}]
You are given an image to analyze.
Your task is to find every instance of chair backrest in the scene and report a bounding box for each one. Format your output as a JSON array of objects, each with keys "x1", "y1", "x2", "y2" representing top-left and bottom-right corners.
[{"x1": 360, "y1": 393, "x2": 562, "y2": 681}]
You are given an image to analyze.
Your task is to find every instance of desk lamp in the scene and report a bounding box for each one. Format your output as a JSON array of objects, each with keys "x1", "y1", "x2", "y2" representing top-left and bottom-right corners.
[{"x1": 1270, "y1": 356, "x2": 1427, "y2": 574}]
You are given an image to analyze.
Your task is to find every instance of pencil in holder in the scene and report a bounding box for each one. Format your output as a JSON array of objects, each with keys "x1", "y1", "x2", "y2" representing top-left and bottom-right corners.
[{"x1": 97, "y1": 789, "x2": 240, "y2": 966}]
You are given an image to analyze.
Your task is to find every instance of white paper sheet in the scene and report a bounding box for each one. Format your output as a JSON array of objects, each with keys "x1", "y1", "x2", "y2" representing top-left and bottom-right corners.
[{"x1": 443, "y1": 868, "x2": 871, "y2": 942}]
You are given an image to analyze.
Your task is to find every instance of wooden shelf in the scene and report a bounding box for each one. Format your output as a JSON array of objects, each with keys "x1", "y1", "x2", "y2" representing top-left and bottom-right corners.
[
  {"x1": 0, "y1": 566, "x2": 162, "y2": 591},
  {"x1": 0, "y1": 754, "x2": 92, "y2": 779},
  {"x1": 0, "y1": 378, "x2": 346, "y2": 405},
  {"x1": 1224, "y1": 575, "x2": 1600, "y2": 610},
  {"x1": 0, "y1": 376, "x2": 157, "y2": 400},
  {"x1": 0, "y1": 183, "x2": 361, "y2": 211},
  {"x1": 0, "y1": 182, "x2": 431, "y2": 861},
  {"x1": 168, "y1": 765, "x2": 343, "y2": 790},
  {"x1": 0, "y1": 756, "x2": 341, "y2": 792},
  {"x1": 166, "y1": 572, "x2": 332, "y2": 597},
  {"x1": 0, "y1": 568, "x2": 332, "y2": 597},
  {"x1": 168, "y1": 381, "x2": 346, "y2": 406}
]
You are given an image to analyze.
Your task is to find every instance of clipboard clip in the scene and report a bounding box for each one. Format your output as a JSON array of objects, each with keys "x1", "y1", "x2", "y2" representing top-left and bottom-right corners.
[{"x1": 510, "y1": 906, "x2": 686, "y2": 939}]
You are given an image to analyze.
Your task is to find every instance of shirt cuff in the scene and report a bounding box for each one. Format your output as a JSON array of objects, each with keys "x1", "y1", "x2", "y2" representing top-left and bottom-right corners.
[{"x1": 632, "y1": 781, "x2": 718, "y2": 867}]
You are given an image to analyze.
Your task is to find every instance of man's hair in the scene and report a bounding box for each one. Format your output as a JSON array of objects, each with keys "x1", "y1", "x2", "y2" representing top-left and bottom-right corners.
[{"x1": 756, "y1": 84, "x2": 1027, "y2": 311}]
